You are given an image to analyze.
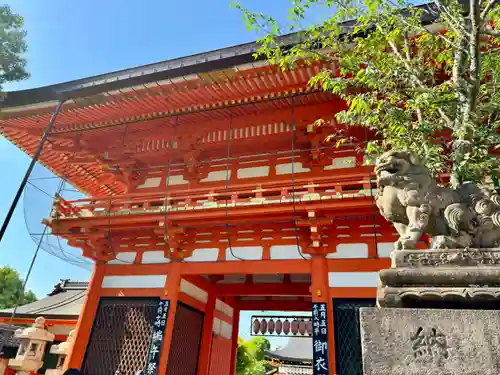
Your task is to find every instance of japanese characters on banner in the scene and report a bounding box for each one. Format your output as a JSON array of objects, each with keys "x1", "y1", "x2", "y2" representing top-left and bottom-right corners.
[
  {"x1": 144, "y1": 299, "x2": 170, "y2": 375},
  {"x1": 312, "y1": 302, "x2": 330, "y2": 375}
]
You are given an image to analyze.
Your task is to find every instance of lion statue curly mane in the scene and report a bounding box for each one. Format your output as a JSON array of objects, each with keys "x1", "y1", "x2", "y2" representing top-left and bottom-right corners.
[{"x1": 374, "y1": 150, "x2": 500, "y2": 250}]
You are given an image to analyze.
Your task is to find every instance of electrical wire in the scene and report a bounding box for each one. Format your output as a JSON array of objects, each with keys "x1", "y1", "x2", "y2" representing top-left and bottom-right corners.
[
  {"x1": 364, "y1": 126, "x2": 380, "y2": 257},
  {"x1": 224, "y1": 111, "x2": 244, "y2": 261},
  {"x1": 21, "y1": 290, "x2": 86, "y2": 315},
  {"x1": 163, "y1": 117, "x2": 177, "y2": 259},
  {"x1": 8, "y1": 177, "x2": 66, "y2": 328},
  {"x1": 23, "y1": 141, "x2": 94, "y2": 269},
  {"x1": 290, "y1": 97, "x2": 308, "y2": 260}
]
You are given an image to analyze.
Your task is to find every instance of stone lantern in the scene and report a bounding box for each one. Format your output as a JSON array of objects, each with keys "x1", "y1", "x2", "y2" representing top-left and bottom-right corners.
[
  {"x1": 46, "y1": 330, "x2": 75, "y2": 375},
  {"x1": 8, "y1": 317, "x2": 54, "y2": 375}
]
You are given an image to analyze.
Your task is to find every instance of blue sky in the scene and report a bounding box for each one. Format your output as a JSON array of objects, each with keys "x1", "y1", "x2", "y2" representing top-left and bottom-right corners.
[{"x1": 0, "y1": 0, "x2": 325, "y2": 347}]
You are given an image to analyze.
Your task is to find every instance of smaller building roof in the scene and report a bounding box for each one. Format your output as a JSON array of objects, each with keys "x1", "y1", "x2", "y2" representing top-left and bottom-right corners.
[
  {"x1": 266, "y1": 338, "x2": 313, "y2": 363},
  {"x1": 0, "y1": 323, "x2": 21, "y2": 357},
  {"x1": 0, "y1": 280, "x2": 88, "y2": 320}
]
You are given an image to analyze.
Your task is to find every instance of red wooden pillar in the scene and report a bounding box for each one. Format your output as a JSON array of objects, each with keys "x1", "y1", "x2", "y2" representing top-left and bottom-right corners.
[
  {"x1": 158, "y1": 263, "x2": 181, "y2": 374},
  {"x1": 65, "y1": 262, "x2": 105, "y2": 370},
  {"x1": 311, "y1": 256, "x2": 336, "y2": 373},
  {"x1": 229, "y1": 306, "x2": 240, "y2": 375},
  {"x1": 197, "y1": 293, "x2": 216, "y2": 375}
]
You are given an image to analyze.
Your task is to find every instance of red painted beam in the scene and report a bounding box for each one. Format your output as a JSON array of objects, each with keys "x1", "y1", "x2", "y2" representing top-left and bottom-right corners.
[
  {"x1": 0, "y1": 317, "x2": 78, "y2": 326},
  {"x1": 237, "y1": 299, "x2": 312, "y2": 312},
  {"x1": 49, "y1": 197, "x2": 375, "y2": 231},
  {"x1": 214, "y1": 283, "x2": 310, "y2": 297}
]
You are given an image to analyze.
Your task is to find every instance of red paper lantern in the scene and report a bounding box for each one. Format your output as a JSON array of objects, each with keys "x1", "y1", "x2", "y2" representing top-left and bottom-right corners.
[
  {"x1": 268, "y1": 319, "x2": 275, "y2": 334},
  {"x1": 252, "y1": 319, "x2": 260, "y2": 335},
  {"x1": 283, "y1": 319, "x2": 291, "y2": 335},
  {"x1": 260, "y1": 319, "x2": 268, "y2": 334},
  {"x1": 306, "y1": 320, "x2": 313, "y2": 335},
  {"x1": 275, "y1": 319, "x2": 283, "y2": 334},
  {"x1": 298, "y1": 320, "x2": 306, "y2": 335}
]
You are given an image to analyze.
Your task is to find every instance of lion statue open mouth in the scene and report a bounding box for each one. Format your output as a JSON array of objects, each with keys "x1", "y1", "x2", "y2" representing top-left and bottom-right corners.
[{"x1": 374, "y1": 150, "x2": 500, "y2": 250}]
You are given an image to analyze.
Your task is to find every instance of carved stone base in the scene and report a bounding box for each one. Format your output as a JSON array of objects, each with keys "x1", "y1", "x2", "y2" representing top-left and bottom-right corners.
[
  {"x1": 378, "y1": 248, "x2": 500, "y2": 308},
  {"x1": 360, "y1": 307, "x2": 500, "y2": 375}
]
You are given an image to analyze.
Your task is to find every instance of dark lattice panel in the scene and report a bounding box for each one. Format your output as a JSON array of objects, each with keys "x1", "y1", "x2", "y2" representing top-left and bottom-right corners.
[
  {"x1": 82, "y1": 298, "x2": 157, "y2": 375},
  {"x1": 166, "y1": 303, "x2": 204, "y2": 375},
  {"x1": 333, "y1": 299, "x2": 376, "y2": 375}
]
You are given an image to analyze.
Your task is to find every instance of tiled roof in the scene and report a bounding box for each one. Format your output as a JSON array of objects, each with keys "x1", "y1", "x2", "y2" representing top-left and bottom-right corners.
[
  {"x1": 266, "y1": 338, "x2": 313, "y2": 363},
  {"x1": 0, "y1": 280, "x2": 88, "y2": 320},
  {"x1": 0, "y1": 323, "x2": 21, "y2": 356}
]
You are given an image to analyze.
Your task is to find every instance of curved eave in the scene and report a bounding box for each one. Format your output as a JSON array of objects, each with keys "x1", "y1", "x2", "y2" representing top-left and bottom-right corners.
[
  {"x1": 0, "y1": 33, "x2": 303, "y2": 111},
  {"x1": 0, "y1": 0, "x2": 443, "y2": 111},
  {"x1": 265, "y1": 352, "x2": 313, "y2": 364}
]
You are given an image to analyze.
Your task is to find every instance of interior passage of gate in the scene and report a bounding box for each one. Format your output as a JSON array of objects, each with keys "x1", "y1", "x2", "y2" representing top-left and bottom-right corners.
[{"x1": 0, "y1": 32, "x2": 428, "y2": 374}]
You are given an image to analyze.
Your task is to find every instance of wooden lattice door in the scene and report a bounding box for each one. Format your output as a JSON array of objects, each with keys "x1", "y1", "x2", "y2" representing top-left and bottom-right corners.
[{"x1": 82, "y1": 297, "x2": 157, "y2": 375}]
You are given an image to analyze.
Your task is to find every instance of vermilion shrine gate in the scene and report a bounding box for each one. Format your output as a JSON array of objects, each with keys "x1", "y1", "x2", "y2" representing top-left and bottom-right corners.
[{"x1": 0, "y1": 33, "x2": 427, "y2": 375}]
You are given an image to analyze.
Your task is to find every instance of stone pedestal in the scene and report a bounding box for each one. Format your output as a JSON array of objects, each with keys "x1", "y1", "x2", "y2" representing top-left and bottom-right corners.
[
  {"x1": 360, "y1": 248, "x2": 500, "y2": 374},
  {"x1": 378, "y1": 248, "x2": 500, "y2": 308},
  {"x1": 360, "y1": 308, "x2": 500, "y2": 375}
]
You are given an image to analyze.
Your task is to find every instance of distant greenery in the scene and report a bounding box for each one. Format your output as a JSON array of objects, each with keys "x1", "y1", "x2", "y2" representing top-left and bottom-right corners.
[
  {"x1": 0, "y1": 266, "x2": 37, "y2": 309},
  {"x1": 233, "y1": 0, "x2": 500, "y2": 187},
  {"x1": 236, "y1": 337, "x2": 271, "y2": 375},
  {"x1": 0, "y1": 5, "x2": 29, "y2": 91}
]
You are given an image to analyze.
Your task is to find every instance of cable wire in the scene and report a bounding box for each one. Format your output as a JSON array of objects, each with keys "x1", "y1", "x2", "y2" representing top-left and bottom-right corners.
[
  {"x1": 225, "y1": 111, "x2": 244, "y2": 261},
  {"x1": 8, "y1": 177, "x2": 66, "y2": 327},
  {"x1": 162, "y1": 117, "x2": 178, "y2": 260},
  {"x1": 363, "y1": 126, "x2": 380, "y2": 257},
  {"x1": 290, "y1": 97, "x2": 308, "y2": 260}
]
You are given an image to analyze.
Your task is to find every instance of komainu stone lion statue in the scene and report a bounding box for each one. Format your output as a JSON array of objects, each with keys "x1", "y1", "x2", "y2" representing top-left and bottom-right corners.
[{"x1": 374, "y1": 150, "x2": 500, "y2": 250}]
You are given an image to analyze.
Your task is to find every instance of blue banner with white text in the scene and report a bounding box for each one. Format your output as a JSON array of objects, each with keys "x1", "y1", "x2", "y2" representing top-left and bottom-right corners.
[
  {"x1": 312, "y1": 302, "x2": 330, "y2": 375},
  {"x1": 144, "y1": 299, "x2": 170, "y2": 375}
]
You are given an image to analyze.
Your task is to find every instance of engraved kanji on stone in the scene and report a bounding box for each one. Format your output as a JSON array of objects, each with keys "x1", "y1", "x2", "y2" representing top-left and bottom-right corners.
[{"x1": 410, "y1": 327, "x2": 450, "y2": 360}]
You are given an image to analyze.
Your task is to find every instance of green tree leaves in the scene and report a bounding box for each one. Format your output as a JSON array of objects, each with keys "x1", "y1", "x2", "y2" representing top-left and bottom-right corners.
[
  {"x1": 233, "y1": 0, "x2": 500, "y2": 187},
  {"x1": 0, "y1": 266, "x2": 37, "y2": 309},
  {"x1": 0, "y1": 5, "x2": 29, "y2": 90},
  {"x1": 236, "y1": 337, "x2": 271, "y2": 375}
]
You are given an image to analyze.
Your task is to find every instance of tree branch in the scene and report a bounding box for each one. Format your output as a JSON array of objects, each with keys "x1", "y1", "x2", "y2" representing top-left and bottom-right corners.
[
  {"x1": 468, "y1": 0, "x2": 481, "y2": 116},
  {"x1": 481, "y1": 0, "x2": 498, "y2": 21},
  {"x1": 482, "y1": 30, "x2": 500, "y2": 38},
  {"x1": 380, "y1": 26, "x2": 454, "y2": 127},
  {"x1": 433, "y1": 0, "x2": 469, "y2": 36}
]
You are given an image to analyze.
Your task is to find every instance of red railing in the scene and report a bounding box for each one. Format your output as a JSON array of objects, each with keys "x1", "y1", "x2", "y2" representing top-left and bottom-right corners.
[{"x1": 52, "y1": 170, "x2": 376, "y2": 220}]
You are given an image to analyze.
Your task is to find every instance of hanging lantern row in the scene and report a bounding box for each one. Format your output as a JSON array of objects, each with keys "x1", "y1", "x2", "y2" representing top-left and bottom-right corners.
[{"x1": 250, "y1": 316, "x2": 313, "y2": 337}]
